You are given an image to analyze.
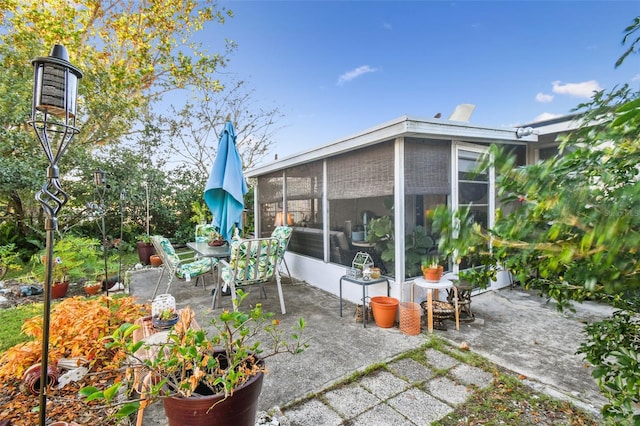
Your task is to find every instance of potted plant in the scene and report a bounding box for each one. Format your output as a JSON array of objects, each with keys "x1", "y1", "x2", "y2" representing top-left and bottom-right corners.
[
  {"x1": 421, "y1": 256, "x2": 443, "y2": 282},
  {"x1": 51, "y1": 281, "x2": 70, "y2": 299},
  {"x1": 207, "y1": 229, "x2": 226, "y2": 246},
  {"x1": 84, "y1": 273, "x2": 105, "y2": 295},
  {"x1": 152, "y1": 307, "x2": 179, "y2": 329},
  {"x1": 84, "y1": 281, "x2": 103, "y2": 296},
  {"x1": 80, "y1": 290, "x2": 307, "y2": 426},
  {"x1": 32, "y1": 236, "x2": 104, "y2": 298},
  {"x1": 366, "y1": 198, "x2": 436, "y2": 277},
  {"x1": 136, "y1": 234, "x2": 155, "y2": 265},
  {"x1": 50, "y1": 256, "x2": 71, "y2": 299}
]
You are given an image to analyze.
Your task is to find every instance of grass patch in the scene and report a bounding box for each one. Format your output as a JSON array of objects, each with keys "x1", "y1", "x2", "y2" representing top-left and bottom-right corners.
[
  {"x1": 282, "y1": 339, "x2": 600, "y2": 425},
  {"x1": 0, "y1": 303, "x2": 41, "y2": 352},
  {"x1": 433, "y1": 372, "x2": 599, "y2": 425}
]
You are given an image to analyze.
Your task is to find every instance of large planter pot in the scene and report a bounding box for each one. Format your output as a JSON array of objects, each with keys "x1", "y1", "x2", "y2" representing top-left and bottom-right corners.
[
  {"x1": 370, "y1": 296, "x2": 399, "y2": 328},
  {"x1": 51, "y1": 281, "x2": 69, "y2": 299},
  {"x1": 136, "y1": 242, "x2": 155, "y2": 265},
  {"x1": 162, "y1": 352, "x2": 265, "y2": 426}
]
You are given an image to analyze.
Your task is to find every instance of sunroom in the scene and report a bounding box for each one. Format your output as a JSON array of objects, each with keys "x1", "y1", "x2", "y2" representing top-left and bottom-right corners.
[{"x1": 246, "y1": 113, "x2": 538, "y2": 304}]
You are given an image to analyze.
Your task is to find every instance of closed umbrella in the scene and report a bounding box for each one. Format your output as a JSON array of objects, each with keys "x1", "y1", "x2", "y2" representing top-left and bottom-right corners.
[{"x1": 204, "y1": 120, "x2": 248, "y2": 242}]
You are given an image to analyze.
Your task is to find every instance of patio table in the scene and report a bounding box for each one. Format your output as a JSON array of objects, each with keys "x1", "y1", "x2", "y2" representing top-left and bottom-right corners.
[
  {"x1": 186, "y1": 241, "x2": 230, "y2": 296},
  {"x1": 412, "y1": 275, "x2": 459, "y2": 333},
  {"x1": 339, "y1": 275, "x2": 390, "y2": 328}
]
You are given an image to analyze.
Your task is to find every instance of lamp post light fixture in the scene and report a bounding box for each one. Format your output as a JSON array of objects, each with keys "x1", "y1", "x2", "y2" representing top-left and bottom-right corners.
[
  {"x1": 28, "y1": 44, "x2": 82, "y2": 426},
  {"x1": 93, "y1": 169, "x2": 110, "y2": 295},
  {"x1": 118, "y1": 188, "x2": 126, "y2": 285},
  {"x1": 93, "y1": 168, "x2": 107, "y2": 187}
]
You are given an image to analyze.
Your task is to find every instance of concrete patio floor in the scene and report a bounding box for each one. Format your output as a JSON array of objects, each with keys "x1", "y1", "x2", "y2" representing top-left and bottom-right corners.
[{"x1": 126, "y1": 267, "x2": 613, "y2": 425}]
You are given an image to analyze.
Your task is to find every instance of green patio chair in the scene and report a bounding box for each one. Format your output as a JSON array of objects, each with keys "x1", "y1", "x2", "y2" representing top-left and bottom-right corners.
[
  {"x1": 271, "y1": 226, "x2": 293, "y2": 283},
  {"x1": 151, "y1": 235, "x2": 216, "y2": 299},
  {"x1": 213, "y1": 237, "x2": 286, "y2": 314},
  {"x1": 195, "y1": 223, "x2": 218, "y2": 243}
]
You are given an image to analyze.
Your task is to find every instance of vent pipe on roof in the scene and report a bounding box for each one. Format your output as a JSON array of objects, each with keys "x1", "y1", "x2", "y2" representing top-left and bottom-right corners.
[{"x1": 448, "y1": 104, "x2": 475, "y2": 122}]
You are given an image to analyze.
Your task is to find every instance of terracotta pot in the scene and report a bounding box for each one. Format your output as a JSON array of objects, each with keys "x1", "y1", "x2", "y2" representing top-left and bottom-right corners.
[
  {"x1": 51, "y1": 281, "x2": 69, "y2": 299},
  {"x1": 84, "y1": 283, "x2": 102, "y2": 295},
  {"x1": 370, "y1": 296, "x2": 399, "y2": 328},
  {"x1": 136, "y1": 241, "x2": 155, "y2": 265},
  {"x1": 422, "y1": 265, "x2": 443, "y2": 282},
  {"x1": 162, "y1": 352, "x2": 264, "y2": 426},
  {"x1": 150, "y1": 255, "x2": 163, "y2": 267}
]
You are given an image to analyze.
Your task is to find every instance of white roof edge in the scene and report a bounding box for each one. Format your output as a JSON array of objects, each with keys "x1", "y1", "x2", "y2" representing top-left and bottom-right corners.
[
  {"x1": 521, "y1": 113, "x2": 584, "y2": 134},
  {"x1": 247, "y1": 115, "x2": 534, "y2": 177}
]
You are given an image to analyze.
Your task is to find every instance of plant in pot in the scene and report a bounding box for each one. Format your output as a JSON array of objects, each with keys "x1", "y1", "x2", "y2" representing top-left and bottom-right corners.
[
  {"x1": 136, "y1": 234, "x2": 155, "y2": 265},
  {"x1": 207, "y1": 229, "x2": 226, "y2": 246},
  {"x1": 367, "y1": 216, "x2": 435, "y2": 278},
  {"x1": 152, "y1": 307, "x2": 179, "y2": 329},
  {"x1": 84, "y1": 274, "x2": 104, "y2": 295},
  {"x1": 80, "y1": 290, "x2": 308, "y2": 426},
  {"x1": 421, "y1": 256, "x2": 443, "y2": 282},
  {"x1": 32, "y1": 236, "x2": 104, "y2": 298},
  {"x1": 50, "y1": 256, "x2": 71, "y2": 299}
]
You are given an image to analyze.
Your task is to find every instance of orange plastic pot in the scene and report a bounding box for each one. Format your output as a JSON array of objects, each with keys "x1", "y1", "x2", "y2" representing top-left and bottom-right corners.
[{"x1": 370, "y1": 296, "x2": 399, "y2": 328}]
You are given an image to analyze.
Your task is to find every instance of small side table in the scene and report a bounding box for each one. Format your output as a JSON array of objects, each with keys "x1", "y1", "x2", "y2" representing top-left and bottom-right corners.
[
  {"x1": 339, "y1": 275, "x2": 390, "y2": 328},
  {"x1": 412, "y1": 276, "x2": 459, "y2": 333}
]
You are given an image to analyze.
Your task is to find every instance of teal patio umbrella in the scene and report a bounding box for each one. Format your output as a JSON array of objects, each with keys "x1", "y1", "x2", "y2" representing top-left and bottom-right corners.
[{"x1": 204, "y1": 120, "x2": 248, "y2": 242}]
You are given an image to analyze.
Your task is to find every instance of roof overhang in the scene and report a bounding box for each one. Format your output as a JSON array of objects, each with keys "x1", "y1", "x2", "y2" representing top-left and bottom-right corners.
[{"x1": 247, "y1": 115, "x2": 537, "y2": 177}]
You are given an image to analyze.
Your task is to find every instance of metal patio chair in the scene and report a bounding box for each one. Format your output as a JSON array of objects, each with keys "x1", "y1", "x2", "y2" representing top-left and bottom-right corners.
[
  {"x1": 213, "y1": 237, "x2": 286, "y2": 314},
  {"x1": 151, "y1": 235, "x2": 215, "y2": 299},
  {"x1": 271, "y1": 226, "x2": 293, "y2": 283}
]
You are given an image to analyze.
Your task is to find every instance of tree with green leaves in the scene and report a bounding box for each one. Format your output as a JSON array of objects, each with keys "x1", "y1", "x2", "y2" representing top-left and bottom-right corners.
[
  {"x1": 433, "y1": 17, "x2": 640, "y2": 423},
  {"x1": 0, "y1": 0, "x2": 234, "y2": 251}
]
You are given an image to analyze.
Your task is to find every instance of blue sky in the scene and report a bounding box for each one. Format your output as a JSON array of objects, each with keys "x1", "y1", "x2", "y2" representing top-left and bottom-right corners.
[{"x1": 212, "y1": 1, "x2": 640, "y2": 164}]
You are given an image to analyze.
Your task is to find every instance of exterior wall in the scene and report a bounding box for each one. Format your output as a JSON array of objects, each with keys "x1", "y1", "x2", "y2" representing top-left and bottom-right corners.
[
  {"x1": 248, "y1": 115, "x2": 537, "y2": 302},
  {"x1": 284, "y1": 251, "x2": 400, "y2": 304}
]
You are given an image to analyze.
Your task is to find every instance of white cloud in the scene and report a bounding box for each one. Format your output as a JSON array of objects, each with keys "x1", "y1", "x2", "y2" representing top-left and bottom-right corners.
[
  {"x1": 382, "y1": 22, "x2": 392, "y2": 30},
  {"x1": 536, "y1": 93, "x2": 554, "y2": 103},
  {"x1": 337, "y1": 65, "x2": 378, "y2": 85},
  {"x1": 551, "y1": 80, "x2": 602, "y2": 98},
  {"x1": 632, "y1": 74, "x2": 640, "y2": 82},
  {"x1": 534, "y1": 112, "x2": 562, "y2": 122}
]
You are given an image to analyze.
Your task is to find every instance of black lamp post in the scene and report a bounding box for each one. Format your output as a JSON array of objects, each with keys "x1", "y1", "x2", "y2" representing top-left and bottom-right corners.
[
  {"x1": 28, "y1": 44, "x2": 82, "y2": 426},
  {"x1": 118, "y1": 188, "x2": 126, "y2": 283},
  {"x1": 93, "y1": 169, "x2": 110, "y2": 295}
]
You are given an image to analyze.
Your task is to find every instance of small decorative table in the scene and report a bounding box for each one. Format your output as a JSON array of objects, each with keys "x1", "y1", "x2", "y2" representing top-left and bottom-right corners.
[
  {"x1": 411, "y1": 275, "x2": 459, "y2": 333},
  {"x1": 339, "y1": 275, "x2": 390, "y2": 328}
]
